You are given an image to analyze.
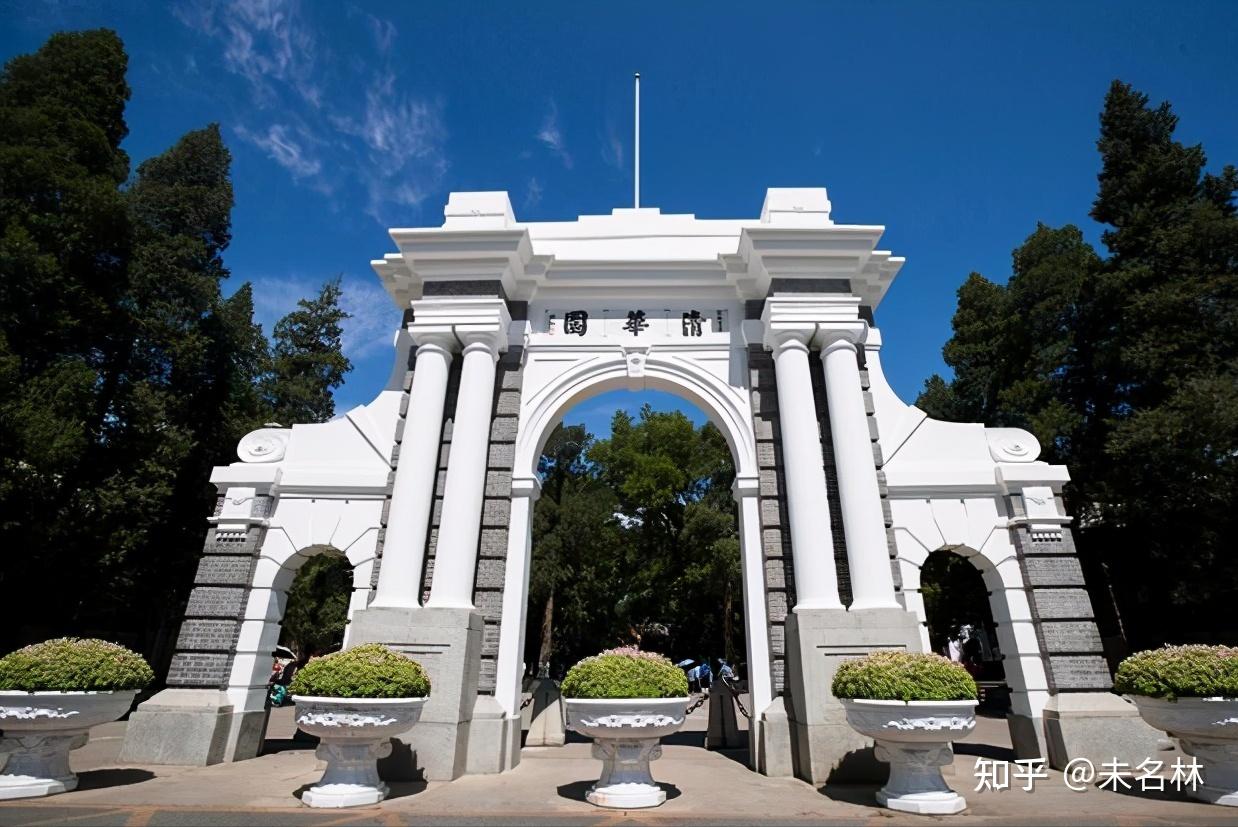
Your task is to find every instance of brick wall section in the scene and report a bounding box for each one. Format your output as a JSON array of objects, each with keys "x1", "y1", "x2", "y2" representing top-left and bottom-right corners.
[
  {"x1": 471, "y1": 346, "x2": 523, "y2": 694},
  {"x1": 808, "y1": 353, "x2": 853, "y2": 606},
  {"x1": 1006, "y1": 514, "x2": 1112, "y2": 693},
  {"x1": 166, "y1": 495, "x2": 270, "y2": 688},
  {"x1": 748, "y1": 344, "x2": 794, "y2": 695},
  {"x1": 420, "y1": 361, "x2": 463, "y2": 601}
]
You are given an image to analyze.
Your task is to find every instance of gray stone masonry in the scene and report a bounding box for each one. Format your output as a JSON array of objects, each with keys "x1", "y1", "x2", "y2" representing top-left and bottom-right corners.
[
  {"x1": 122, "y1": 494, "x2": 272, "y2": 766},
  {"x1": 472, "y1": 347, "x2": 523, "y2": 694},
  {"x1": 783, "y1": 607, "x2": 924, "y2": 784},
  {"x1": 1006, "y1": 518, "x2": 1161, "y2": 770},
  {"x1": 348, "y1": 606, "x2": 484, "y2": 781},
  {"x1": 747, "y1": 344, "x2": 794, "y2": 696}
]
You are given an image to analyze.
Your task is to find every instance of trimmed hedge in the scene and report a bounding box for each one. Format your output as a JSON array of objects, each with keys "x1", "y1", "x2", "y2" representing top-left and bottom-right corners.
[
  {"x1": 0, "y1": 638, "x2": 154, "y2": 692},
  {"x1": 561, "y1": 648, "x2": 689, "y2": 699},
  {"x1": 1114, "y1": 645, "x2": 1238, "y2": 701},
  {"x1": 289, "y1": 644, "x2": 430, "y2": 699},
  {"x1": 831, "y1": 651, "x2": 978, "y2": 702}
]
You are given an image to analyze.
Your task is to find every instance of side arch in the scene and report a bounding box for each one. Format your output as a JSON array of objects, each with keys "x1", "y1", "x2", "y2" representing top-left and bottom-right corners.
[{"x1": 894, "y1": 530, "x2": 1050, "y2": 760}]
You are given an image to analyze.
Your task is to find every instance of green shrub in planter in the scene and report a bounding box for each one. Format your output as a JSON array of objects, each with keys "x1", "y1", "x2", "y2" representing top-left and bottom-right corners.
[
  {"x1": 832, "y1": 651, "x2": 977, "y2": 702},
  {"x1": 289, "y1": 643, "x2": 430, "y2": 698},
  {"x1": 0, "y1": 638, "x2": 154, "y2": 692},
  {"x1": 1114, "y1": 645, "x2": 1238, "y2": 701},
  {"x1": 561, "y1": 647, "x2": 689, "y2": 699}
]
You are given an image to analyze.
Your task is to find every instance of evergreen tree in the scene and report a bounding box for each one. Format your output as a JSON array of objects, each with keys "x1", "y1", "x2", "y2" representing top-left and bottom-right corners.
[
  {"x1": 0, "y1": 30, "x2": 133, "y2": 648},
  {"x1": 281, "y1": 554, "x2": 353, "y2": 661},
  {"x1": 919, "y1": 81, "x2": 1238, "y2": 649},
  {"x1": 264, "y1": 279, "x2": 352, "y2": 424},
  {"x1": 1085, "y1": 81, "x2": 1238, "y2": 647}
]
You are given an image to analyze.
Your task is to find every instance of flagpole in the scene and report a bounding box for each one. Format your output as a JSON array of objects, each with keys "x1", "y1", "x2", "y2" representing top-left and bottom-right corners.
[{"x1": 634, "y1": 72, "x2": 640, "y2": 209}]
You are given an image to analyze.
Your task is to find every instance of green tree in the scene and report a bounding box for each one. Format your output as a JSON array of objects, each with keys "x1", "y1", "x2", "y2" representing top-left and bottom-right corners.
[
  {"x1": 919, "y1": 81, "x2": 1238, "y2": 650},
  {"x1": 526, "y1": 424, "x2": 622, "y2": 674},
  {"x1": 281, "y1": 553, "x2": 353, "y2": 661},
  {"x1": 264, "y1": 278, "x2": 352, "y2": 424},
  {"x1": 587, "y1": 407, "x2": 741, "y2": 663},
  {"x1": 0, "y1": 30, "x2": 133, "y2": 649}
]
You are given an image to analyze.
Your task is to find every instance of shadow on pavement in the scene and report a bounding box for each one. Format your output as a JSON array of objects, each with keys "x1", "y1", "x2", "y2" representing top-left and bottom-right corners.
[
  {"x1": 75, "y1": 768, "x2": 156, "y2": 790},
  {"x1": 556, "y1": 780, "x2": 682, "y2": 804},
  {"x1": 816, "y1": 783, "x2": 881, "y2": 808}
]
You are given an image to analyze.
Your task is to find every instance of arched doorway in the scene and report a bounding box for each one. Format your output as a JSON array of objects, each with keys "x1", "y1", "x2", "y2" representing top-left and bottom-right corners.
[
  {"x1": 900, "y1": 544, "x2": 1038, "y2": 760},
  {"x1": 523, "y1": 397, "x2": 749, "y2": 751},
  {"x1": 496, "y1": 347, "x2": 772, "y2": 766}
]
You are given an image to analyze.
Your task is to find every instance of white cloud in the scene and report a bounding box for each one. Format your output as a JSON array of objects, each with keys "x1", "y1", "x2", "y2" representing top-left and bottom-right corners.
[
  {"x1": 602, "y1": 125, "x2": 624, "y2": 170},
  {"x1": 250, "y1": 274, "x2": 400, "y2": 362},
  {"x1": 524, "y1": 177, "x2": 543, "y2": 209},
  {"x1": 537, "y1": 101, "x2": 572, "y2": 169},
  {"x1": 175, "y1": 2, "x2": 444, "y2": 225},
  {"x1": 234, "y1": 123, "x2": 322, "y2": 179}
]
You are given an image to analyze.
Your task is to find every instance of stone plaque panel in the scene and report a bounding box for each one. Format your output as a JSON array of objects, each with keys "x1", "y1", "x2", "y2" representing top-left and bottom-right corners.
[
  {"x1": 1041, "y1": 621, "x2": 1103, "y2": 654},
  {"x1": 194, "y1": 556, "x2": 253, "y2": 586},
  {"x1": 1032, "y1": 589, "x2": 1095, "y2": 620},
  {"x1": 1023, "y1": 557, "x2": 1086, "y2": 587},
  {"x1": 184, "y1": 586, "x2": 246, "y2": 618},
  {"x1": 1048, "y1": 655, "x2": 1113, "y2": 690},
  {"x1": 176, "y1": 619, "x2": 239, "y2": 651}
]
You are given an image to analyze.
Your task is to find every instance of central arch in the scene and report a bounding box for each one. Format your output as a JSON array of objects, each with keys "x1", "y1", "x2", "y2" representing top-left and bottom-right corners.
[{"x1": 494, "y1": 345, "x2": 772, "y2": 766}]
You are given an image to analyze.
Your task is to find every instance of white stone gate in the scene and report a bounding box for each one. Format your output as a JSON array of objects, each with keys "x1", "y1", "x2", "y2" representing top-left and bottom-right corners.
[{"x1": 122, "y1": 188, "x2": 1157, "y2": 782}]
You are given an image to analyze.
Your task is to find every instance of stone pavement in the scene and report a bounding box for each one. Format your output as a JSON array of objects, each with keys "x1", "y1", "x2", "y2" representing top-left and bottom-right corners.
[{"x1": 0, "y1": 712, "x2": 1233, "y2": 826}]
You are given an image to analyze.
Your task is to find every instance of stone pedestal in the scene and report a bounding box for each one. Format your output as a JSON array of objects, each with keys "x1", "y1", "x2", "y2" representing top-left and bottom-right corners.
[
  {"x1": 524, "y1": 677, "x2": 566, "y2": 747},
  {"x1": 1043, "y1": 692, "x2": 1162, "y2": 771},
  {"x1": 347, "y1": 605, "x2": 483, "y2": 781},
  {"x1": 783, "y1": 606, "x2": 923, "y2": 784},
  {"x1": 120, "y1": 689, "x2": 266, "y2": 766}
]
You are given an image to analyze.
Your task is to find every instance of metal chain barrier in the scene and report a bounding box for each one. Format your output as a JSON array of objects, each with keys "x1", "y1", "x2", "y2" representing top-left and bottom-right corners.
[
  {"x1": 685, "y1": 691, "x2": 709, "y2": 715},
  {"x1": 720, "y1": 676, "x2": 753, "y2": 720}
]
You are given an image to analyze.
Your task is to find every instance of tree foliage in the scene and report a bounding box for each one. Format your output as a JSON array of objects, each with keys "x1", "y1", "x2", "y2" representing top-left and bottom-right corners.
[
  {"x1": 526, "y1": 408, "x2": 744, "y2": 677},
  {"x1": 917, "y1": 81, "x2": 1238, "y2": 650},
  {"x1": 0, "y1": 31, "x2": 354, "y2": 667},
  {"x1": 280, "y1": 553, "x2": 354, "y2": 661}
]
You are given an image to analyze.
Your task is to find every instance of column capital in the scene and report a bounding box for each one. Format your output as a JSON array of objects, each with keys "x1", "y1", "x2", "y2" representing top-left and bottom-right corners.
[
  {"x1": 731, "y1": 474, "x2": 760, "y2": 501},
  {"x1": 759, "y1": 295, "x2": 862, "y2": 352},
  {"x1": 511, "y1": 475, "x2": 542, "y2": 501},
  {"x1": 815, "y1": 321, "x2": 869, "y2": 355},
  {"x1": 409, "y1": 296, "x2": 512, "y2": 354}
]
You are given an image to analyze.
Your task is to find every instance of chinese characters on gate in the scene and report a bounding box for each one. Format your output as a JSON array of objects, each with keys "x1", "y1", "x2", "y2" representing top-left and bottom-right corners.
[{"x1": 553, "y1": 309, "x2": 710, "y2": 337}]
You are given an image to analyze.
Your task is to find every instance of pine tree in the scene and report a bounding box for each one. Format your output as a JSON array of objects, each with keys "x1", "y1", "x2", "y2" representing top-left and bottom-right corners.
[
  {"x1": 1084, "y1": 81, "x2": 1238, "y2": 647},
  {"x1": 264, "y1": 279, "x2": 352, "y2": 424},
  {"x1": 920, "y1": 81, "x2": 1238, "y2": 649},
  {"x1": 0, "y1": 30, "x2": 133, "y2": 649}
]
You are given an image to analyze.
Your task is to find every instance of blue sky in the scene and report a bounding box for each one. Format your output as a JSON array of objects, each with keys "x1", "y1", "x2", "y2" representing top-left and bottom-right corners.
[{"x1": 4, "y1": 1, "x2": 1236, "y2": 438}]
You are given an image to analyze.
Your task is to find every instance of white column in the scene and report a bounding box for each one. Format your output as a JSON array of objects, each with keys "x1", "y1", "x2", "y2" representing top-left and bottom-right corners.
[
  {"x1": 818, "y1": 328, "x2": 899, "y2": 610},
  {"x1": 733, "y1": 475, "x2": 773, "y2": 716},
  {"x1": 494, "y1": 476, "x2": 540, "y2": 717},
  {"x1": 768, "y1": 334, "x2": 843, "y2": 610},
  {"x1": 371, "y1": 340, "x2": 454, "y2": 609},
  {"x1": 426, "y1": 337, "x2": 501, "y2": 609}
]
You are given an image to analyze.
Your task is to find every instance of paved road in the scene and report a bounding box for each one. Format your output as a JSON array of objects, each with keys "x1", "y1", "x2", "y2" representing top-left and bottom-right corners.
[{"x1": 1, "y1": 713, "x2": 1233, "y2": 826}]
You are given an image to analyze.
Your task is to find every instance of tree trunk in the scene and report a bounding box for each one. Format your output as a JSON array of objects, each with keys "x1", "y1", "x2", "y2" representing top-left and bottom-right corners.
[
  {"x1": 537, "y1": 590, "x2": 554, "y2": 677},
  {"x1": 723, "y1": 580, "x2": 734, "y2": 664}
]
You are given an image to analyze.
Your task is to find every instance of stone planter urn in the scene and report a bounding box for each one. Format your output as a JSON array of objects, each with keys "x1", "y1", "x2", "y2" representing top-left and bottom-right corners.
[
  {"x1": 564, "y1": 697, "x2": 689, "y2": 808},
  {"x1": 293, "y1": 696, "x2": 427, "y2": 808},
  {"x1": 840, "y1": 698, "x2": 978, "y2": 815},
  {"x1": 0, "y1": 690, "x2": 137, "y2": 799},
  {"x1": 1130, "y1": 696, "x2": 1238, "y2": 806}
]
